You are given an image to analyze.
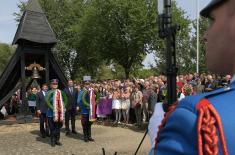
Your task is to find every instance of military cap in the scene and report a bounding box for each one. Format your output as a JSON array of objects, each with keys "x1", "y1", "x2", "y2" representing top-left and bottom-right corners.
[
  {"x1": 200, "y1": 0, "x2": 225, "y2": 17},
  {"x1": 50, "y1": 79, "x2": 59, "y2": 83}
]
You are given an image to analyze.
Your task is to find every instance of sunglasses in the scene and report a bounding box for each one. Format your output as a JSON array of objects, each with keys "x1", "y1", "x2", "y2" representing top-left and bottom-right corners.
[{"x1": 51, "y1": 83, "x2": 58, "y2": 85}]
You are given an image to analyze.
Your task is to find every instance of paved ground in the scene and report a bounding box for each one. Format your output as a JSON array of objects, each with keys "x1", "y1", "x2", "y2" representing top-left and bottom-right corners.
[{"x1": 0, "y1": 121, "x2": 150, "y2": 155}]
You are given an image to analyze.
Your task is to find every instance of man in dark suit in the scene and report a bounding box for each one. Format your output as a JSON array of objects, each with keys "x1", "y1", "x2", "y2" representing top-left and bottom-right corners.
[
  {"x1": 36, "y1": 84, "x2": 49, "y2": 138},
  {"x1": 64, "y1": 80, "x2": 78, "y2": 135}
]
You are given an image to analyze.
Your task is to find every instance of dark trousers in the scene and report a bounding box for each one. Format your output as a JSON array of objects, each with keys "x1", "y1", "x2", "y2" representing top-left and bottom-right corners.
[
  {"x1": 29, "y1": 106, "x2": 36, "y2": 114},
  {"x1": 81, "y1": 114, "x2": 93, "y2": 139},
  {"x1": 65, "y1": 109, "x2": 76, "y2": 132},
  {"x1": 39, "y1": 113, "x2": 49, "y2": 136},
  {"x1": 10, "y1": 106, "x2": 18, "y2": 114},
  {"x1": 48, "y1": 117, "x2": 63, "y2": 143}
]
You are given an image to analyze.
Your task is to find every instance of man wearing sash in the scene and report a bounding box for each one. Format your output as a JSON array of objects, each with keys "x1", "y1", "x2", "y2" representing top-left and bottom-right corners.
[
  {"x1": 78, "y1": 82, "x2": 98, "y2": 142},
  {"x1": 46, "y1": 79, "x2": 67, "y2": 147}
]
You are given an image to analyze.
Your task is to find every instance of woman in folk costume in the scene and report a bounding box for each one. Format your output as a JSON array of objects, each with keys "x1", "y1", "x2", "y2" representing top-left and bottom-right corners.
[
  {"x1": 112, "y1": 87, "x2": 122, "y2": 124},
  {"x1": 121, "y1": 87, "x2": 131, "y2": 124},
  {"x1": 80, "y1": 82, "x2": 99, "y2": 142},
  {"x1": 46, "y1": 79, "x2": 67, "y2": 147}
]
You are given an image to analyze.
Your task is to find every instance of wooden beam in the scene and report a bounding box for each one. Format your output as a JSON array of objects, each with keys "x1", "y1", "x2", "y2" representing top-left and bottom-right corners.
[
  {"x1": 0, "y1": 47, "x2": 21, "y2": 89},
  {"x1": 45, "y1": 52, "x2": 49, "y2": 84},
  {"x1": 20, "y1": 49, "x2": 27, "y2": 113}
]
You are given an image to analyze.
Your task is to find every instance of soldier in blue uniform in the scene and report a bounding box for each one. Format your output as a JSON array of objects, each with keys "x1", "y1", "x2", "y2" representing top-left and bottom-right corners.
[
  {"x1": 77, "y1": 83, "x2": 91, "y2": 142},
  {"x1": 149, "y1": 0, "x2": 235, "y2": 154},
  {"x1": 46, "y1": 79, "x2": 67, "y2": 147},
  {"x1": 77, "y1": 82, "x2": 98, "y2": 142}
]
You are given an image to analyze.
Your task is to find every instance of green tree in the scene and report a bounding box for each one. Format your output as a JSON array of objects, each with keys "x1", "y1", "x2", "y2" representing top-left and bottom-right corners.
[
  {"x1": 78, "y1": 0, "x2": 158, "y2": 79},
  {"x1": 0, "y1": 43, "x2": 15, "y2": 74},
  {"x1": 192, "y1": 17, "x2": 209, "y2": 73},
  {"x1": 16, "y1": 0, "x2": 200, "y2": 80},
  {"x1": 15, "y1": 0, "x2": 159, "y2": 79},
  {"x1": 132, "y1": 68, "x2": 155, "y2": 79},
  {"x1": 96, "y1": 64, "x2": 114, "y2": 80},
  {"x1": 70, "y1": 0, "x2": 105, "y2": 78},
  {"x1": 153, "y1": 2, "x2": 194, "y2": 75},
  {"x1": 14, "y1": 0, "x2": 90, "y2": 79},
  {"x1": 13, "y1": 0, "x2": 27, "y2": 23}
]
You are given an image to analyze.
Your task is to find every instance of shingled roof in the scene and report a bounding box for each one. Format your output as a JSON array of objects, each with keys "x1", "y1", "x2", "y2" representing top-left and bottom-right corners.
[{"x1": 12, "y1": 0, "x2": 57, "y2": 45}]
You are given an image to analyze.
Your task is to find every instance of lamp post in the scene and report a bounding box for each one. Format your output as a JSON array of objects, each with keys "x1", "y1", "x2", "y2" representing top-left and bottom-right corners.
[{"x1": 158, "y1": 0, "x2": 179, "y2": 106}]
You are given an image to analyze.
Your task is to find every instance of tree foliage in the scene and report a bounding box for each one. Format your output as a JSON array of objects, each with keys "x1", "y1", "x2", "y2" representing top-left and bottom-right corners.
[
  {"x1": 153, "y1": 1, "x2": 194, "y2": 74},
  {"x1": 75, "y1": 0, "x2": 158, "y2": 78},
  {"x1": 14, "y1": 0, "x2": 206, "y2": 79},
  {"x1": 0, "y1": 43, "x2": 15, "y2": 74},
  {"x1": 15, "y1": 0, "x2": 90, "y2": 79},
  {"x1": 15, "y1": 0, "x2": 158, "y2": 79},
  {"x1": 192, "y1": 17, "x2": 209, "y2": 73},
  {"x1": 153, "y1": 2, "x2": 210, "y2": 75}
]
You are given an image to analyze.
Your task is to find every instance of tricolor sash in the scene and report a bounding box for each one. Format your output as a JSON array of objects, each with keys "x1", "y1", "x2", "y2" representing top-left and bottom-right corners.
[
  {"x1": 53, "y1": 89, "x2": 65, "y2": 122},
  {"x1": 88, "y1": 88, "x2": 96, "y2": 122}
]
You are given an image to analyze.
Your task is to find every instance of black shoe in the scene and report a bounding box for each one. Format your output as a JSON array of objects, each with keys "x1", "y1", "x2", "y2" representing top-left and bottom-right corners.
[
  {"x1": 51, "y1": 133, "x2": 56, "y2": 147},
  {"x1": 46, "y1": 132, "x2": 50, "y2": 137},
  {"x1": 55, "y1": 141, "x2": 62, "y2": 146},
  {"x1": 83, "y1": 137, "x2": 88, "y2": 142},
  {"x1": 51, "y1": 143, "x2": 55, "y2": 147},
  {"x1": 72, "y1": 130, "x2": 78, "y2": 134},
  {"x1": 41, "y1": 134, "x2": 46, "y2": 138},
  {"x1": 88, "y1": 137, "x2": 95, "y2": 142},
  {"x1": 65, "y1": 131, "x2": 71, "y2": 136},
  {"x1": 51, "y1": 142, "x2": 55, "y2": 147},
  {"x1": 51, "y1": 139, "x2": 55, "y2": 147}
]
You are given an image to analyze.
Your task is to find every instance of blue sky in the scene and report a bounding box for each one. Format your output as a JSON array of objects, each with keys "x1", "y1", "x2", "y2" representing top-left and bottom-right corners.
[{"x1": 0, "y1": 0, "x2": 210, "y2": 66}]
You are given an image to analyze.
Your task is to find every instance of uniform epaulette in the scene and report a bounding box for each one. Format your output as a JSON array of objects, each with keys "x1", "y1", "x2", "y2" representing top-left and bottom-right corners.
[
  {"x1": 154, "y1": 82, "x2": 235, "y2": 154},
  {"x1": 195, "y1": 84, "x2": 235, "y2": 155}
]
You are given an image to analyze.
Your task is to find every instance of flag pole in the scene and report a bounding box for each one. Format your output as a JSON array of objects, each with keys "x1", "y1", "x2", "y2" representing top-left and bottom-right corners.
[{"x1": 196, "y1": 0, "x2": 200, "y2": 73}]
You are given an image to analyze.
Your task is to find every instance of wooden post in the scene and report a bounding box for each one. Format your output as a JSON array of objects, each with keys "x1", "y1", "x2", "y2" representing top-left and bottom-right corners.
[
  {"x1": 45, "y1": 52, "x2": 49, "y2": 84},
  {"x1": 21, "y1": 50, "x2": 26, "y2": 113}
]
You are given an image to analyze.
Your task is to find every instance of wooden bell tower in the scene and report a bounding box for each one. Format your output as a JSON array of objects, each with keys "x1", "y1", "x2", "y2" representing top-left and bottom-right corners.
[{"x1": 0, "y1": 0, "x2": 67, "y2": 117}]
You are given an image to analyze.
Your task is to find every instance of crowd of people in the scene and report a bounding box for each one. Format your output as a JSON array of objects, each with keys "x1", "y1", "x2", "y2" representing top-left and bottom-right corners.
[
  {"x1": 1, "y1": 73, "x2": 232, "y2": 123},
  {"x1": 0, "y1": 73, "x2": 232, "y2": 146},
  {"x1": 76, "y1": 73, "x2": 231, "y2": 127}
]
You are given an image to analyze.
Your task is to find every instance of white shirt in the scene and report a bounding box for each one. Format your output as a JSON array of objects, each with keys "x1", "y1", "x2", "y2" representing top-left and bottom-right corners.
[
  {"x1": 148, "y1": 102, "x2": 165, "y2": 149},
  {"x1": 230, "y1": 75, "x2": 235, "y2": 83},
  {"x1": 69, "y1": 87, "x2": 73, "y2": 93},
  {"x1": 42, "y1": 91, "x2": 46, "y2": 96}
]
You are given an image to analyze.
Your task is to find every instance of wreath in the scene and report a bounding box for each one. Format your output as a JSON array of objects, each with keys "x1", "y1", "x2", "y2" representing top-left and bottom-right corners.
[
  {"x1": 82, "y1": 90, "x2": 100, "y2": 107},
  {"x1": 45, "y1": 89, "x2": 68, "y2": 111}
]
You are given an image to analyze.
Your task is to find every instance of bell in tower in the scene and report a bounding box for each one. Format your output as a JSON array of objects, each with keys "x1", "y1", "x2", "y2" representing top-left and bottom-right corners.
[
  {"x1": 31, "y1": 67, "x2": 41, "y2": 79},
  {"x1": 25, "y1": 62, "x2": 44, "y2": 79},
  {"x1": 0, "y1": 0, "x2": 68, "y2": 123}
]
